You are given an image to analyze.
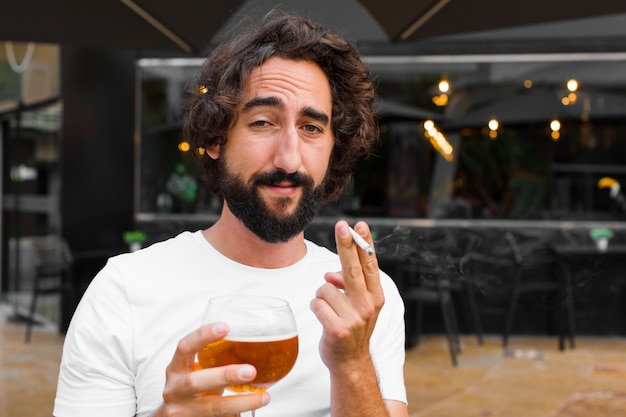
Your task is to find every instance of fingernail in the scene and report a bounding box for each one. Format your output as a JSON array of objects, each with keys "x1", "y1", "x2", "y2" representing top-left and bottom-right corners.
[
  {"x1": 213, "y1": 322, "x2": 227, "y2": 335},
  {"x1": 261, "y1": 392, "x2": 271, "y2": 406},
  {"x1": 238, "y1": 365, "x2": 255, "y2": 379},
  {"x1": 339, "y1": 224, "x2": 350, "y2": 238}
]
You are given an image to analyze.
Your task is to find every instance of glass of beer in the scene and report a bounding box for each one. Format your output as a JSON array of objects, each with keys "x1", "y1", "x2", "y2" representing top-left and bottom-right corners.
[{"x1": 198, "y1": 295, "x2": 298, "y2": 414}]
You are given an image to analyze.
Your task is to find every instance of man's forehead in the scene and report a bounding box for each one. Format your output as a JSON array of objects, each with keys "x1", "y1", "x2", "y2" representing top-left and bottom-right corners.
[
  {"x1": 241, "y1": 58, "x2": 332, "y2": 111},
  {"x1": 246, "y1": 58, "x2": 329, "y2": 87}
]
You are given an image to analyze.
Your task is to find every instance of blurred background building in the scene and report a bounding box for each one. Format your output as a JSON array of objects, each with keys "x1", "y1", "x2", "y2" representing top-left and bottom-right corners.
[{"x1": 2, "y1": 0, "x2": 626, "y2": 337}]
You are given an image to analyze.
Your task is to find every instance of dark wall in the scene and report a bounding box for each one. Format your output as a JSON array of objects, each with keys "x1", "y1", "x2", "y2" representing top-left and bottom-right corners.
[{"x1": 61, "y1": 47, "x2": 136, "y2": 282}]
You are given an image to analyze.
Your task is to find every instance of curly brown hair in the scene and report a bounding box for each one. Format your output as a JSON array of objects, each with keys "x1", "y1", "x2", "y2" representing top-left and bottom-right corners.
[{"x1": 184, "y1": 10, "x2": 378, "y2": 203}]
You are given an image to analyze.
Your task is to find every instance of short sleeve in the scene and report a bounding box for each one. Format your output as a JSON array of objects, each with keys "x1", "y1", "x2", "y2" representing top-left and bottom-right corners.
[{"x1": 54, "y1": 261, "x2": 138, "y2": 417}]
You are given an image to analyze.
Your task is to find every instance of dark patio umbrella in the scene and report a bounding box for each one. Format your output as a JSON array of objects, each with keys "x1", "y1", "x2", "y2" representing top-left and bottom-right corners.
[
  {"x1": 5, "y1": 0, "x2": 626, "y2": 54},
  {"x1": 213, "y1": 0, "x2": 388, "y2": 45},
  {"x1": 0, "y1": 0, "x2": 245, "y2": 53},
  {"x1": 359, "y1": 0, "x2": 626, "y2": 42},
  {"x1": 0, "y1": 0, "x2": 393, "y2": 53}
]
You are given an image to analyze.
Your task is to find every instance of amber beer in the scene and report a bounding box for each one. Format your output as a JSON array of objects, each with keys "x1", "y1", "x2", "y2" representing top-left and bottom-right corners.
[{"x1": 198, "y1": 333, "x2": 299, "y2": 392}]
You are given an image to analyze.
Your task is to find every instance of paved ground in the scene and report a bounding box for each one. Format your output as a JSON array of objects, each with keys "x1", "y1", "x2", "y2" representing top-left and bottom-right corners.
[
  {"x1": 0, "y1": 302, "x2": 63, "y2": 417},
  {"x1": 2, "y1": 301, "x2": 626, "y2": 417},
  {"x1": 405, "y1": 335, "x2": 626, "y2": 417}
]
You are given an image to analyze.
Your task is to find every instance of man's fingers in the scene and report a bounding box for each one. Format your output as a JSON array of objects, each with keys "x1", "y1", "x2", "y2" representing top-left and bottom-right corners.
[
  {"x1": 161, "y1": 323, "x2": 272, "y2": 416},
  {"x1": 335, "y1": 220, "x2": 367, "y2": 295},
  {"x1": 188, "y1": 364, "x2": 257, "y2": 395},
  {"x1": 203, "y1": 391, "x2": 271, "y2": 416},
  {"x1": 165, "y1": 360, "x2": 265, "y2": 403},
  {"x1": 324, "y1": 271, "x2": 345, "y2": 290},
  {"x1": 165, "y1": 363, "x2": 270, "y2": 415},
  {"x1": 352, "y1": 222, "x2": 383, "y2": 295},
  {"x1": 336, "y1": 220, "x2": 382, "y2": 296},
  {"x1": 168, "y1": 323, "x2": 228, "y2": 373},
  {"x1": 193, "y1": 366, "x2": 270, "y2": 415}
]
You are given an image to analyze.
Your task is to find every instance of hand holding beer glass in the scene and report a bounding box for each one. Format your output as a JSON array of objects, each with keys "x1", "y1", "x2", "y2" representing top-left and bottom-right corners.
[{"x1": 198, "y1": 295, "x2": 299, "y2": 416}]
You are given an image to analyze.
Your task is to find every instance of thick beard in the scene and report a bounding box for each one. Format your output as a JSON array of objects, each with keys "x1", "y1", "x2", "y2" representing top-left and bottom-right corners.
[{"x1": 217, "y1": 159, "x2": 324, "y2": 243}]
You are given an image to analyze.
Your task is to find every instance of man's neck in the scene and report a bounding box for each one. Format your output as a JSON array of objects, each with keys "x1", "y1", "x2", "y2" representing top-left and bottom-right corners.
[{"x1": 202, "y1": 209, "x2": 307, "y2": 269}]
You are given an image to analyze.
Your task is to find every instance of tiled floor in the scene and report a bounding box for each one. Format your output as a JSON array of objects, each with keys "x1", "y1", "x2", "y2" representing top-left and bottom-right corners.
[
  {"x1": 405, "y1": 335, "x2": 626, "y2": 417},
  {"x1": 1, "y1": 301, "x2": 626, "y2": 417},
  {"x1": 0, "y1": 303, "x2": 63, "y2": 417}
]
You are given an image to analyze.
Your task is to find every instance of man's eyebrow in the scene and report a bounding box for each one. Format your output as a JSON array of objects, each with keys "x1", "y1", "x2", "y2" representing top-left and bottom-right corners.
[
  {"x1": 302, "y1": 107, "x2": 330, "y2": 125},
  {"x1": 242, "y1": 96, "x2": 282, "y2": 111}
]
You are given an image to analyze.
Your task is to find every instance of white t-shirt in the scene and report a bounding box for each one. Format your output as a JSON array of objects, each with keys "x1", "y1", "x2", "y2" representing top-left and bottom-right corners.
[{"x1": 54, "y1": 231, "x2": 407, "y2": 417}]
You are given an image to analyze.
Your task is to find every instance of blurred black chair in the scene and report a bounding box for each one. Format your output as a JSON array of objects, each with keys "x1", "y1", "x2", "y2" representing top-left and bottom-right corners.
[
  {"x1": 502, "y1": 232, "x2": 566, "y2": 349},
  {"x1": 464, "y1": 231, "x2": 562, "y2": 348},
  {"x1": 458, "y1": 238, "x2": 484, "y2": 346},
  {"x1": 25, "y1": 236, "x2": 74, "y2": 343},
  {"x1": 399, "y1": 232, "x2": 481, "y2": 366}
]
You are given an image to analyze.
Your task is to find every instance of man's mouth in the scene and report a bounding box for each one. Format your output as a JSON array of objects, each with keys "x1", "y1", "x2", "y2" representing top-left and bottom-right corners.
[
  {"x1": 274, "y1": 180, "x2": 297, "y2": 188},
  {"x1": 253, "y1": 171, "x2": 309, "y2": 201},
  {"x1": 255, "y1": 171, "x2": 306, "y2": 188},
  {"x1": 261, "y1": 182, "x2": 299, "y2": 198}
]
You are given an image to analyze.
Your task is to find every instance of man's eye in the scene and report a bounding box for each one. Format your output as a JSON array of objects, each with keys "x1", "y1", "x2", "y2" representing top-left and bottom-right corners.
[
  {"x1": 303, "y1": 124, "x2": 322, "y2": 133},
  {"x1": 250, "y1": 120, "x2": 269, "y2": 127}
]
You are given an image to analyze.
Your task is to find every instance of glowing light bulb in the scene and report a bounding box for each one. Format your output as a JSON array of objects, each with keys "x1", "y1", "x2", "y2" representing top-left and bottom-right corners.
[
  {"x1": 568, "y1": 92, "x2": 577, "y2": 103},
  {"x1": 178, "y1": 141, "x2": 190, "y2": 152},
  {"x1": 432, "y1": 94, "x2": 448, "y2": 106},
  {"x1": 550, "y1": 120, "x2": 561, "y2": 132}
]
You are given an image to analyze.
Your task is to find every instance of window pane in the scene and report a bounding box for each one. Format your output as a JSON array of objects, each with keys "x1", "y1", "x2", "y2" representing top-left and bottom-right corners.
[{"x1": 136, "y1": 55, "x2": 626, "y2": 222}]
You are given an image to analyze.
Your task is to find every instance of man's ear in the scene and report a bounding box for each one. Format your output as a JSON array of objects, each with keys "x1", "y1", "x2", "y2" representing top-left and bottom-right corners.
[{"x1": 205, "y1": 143, "x2": 220, "y2": 160}]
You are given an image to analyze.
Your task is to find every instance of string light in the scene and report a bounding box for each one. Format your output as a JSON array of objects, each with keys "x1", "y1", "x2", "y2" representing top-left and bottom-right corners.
[
  {"x1": 433, "y1": 79, "x2": 450, "y2": 106},
  {"x1": 423, "y1": 120, "x2": 453, "y2": 161},
  {"x1": 432, "y1": 94, "x2": 448, "y2": 106},
  {"x1": 568, "y1": 92, "x2": 577, "y2": 104},
  {"x1": 560, "y1": 79, "x2": 580, "y2": 105},
  {"x1": 488, "y1": 118, "x2": 499, "y2": 139},
  {"x1": 550, "y1": 119, "x2": 561, "y2": 141}
]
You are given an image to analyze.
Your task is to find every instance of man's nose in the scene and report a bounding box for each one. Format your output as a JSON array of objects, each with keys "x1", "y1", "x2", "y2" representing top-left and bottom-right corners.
[{"x1": 272, "y1": 126, "x2": 302, "y2": 174}]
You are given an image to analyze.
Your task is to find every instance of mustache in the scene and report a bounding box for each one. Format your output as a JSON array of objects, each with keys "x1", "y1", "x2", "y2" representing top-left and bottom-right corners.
[{"x1": 251, "y1": 170, "x2": 311, "y2": 187}]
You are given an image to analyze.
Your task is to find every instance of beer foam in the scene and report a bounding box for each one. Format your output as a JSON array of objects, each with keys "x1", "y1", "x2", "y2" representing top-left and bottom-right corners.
[{"x1": 225, "y1": 332, "x2": 298, "y2": 343}]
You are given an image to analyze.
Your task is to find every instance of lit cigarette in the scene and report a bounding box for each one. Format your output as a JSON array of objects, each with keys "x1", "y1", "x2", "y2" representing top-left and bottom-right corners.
[{"x1": 348, "y1": 226, "x2": 374, "y2": 256}]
